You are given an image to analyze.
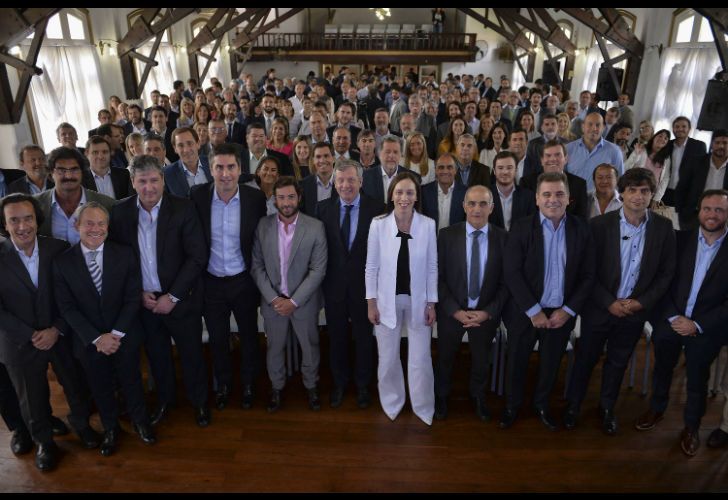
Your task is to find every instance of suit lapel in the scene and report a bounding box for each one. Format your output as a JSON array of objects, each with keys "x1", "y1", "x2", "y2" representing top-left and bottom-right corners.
[
  {"x1": 156, "y1": 195, "x2": 173, "y2": 263},
  {"x1": 1, "y1": 239, "x2": 36, "y2": 293},
  {"x1": 532, "y1": 215, "x2": 545, "y2": 285},
  {"x1": 695, "y1": 230, "x2": 728, "y2": 298},
  {"x1": 636, "y1": 214, "x2": 659, "y2": 291},
  {"x1": 456, "y1": 224, "x2": 468, "y2": 293},
  {"x1": 287, "y1": 215, "x2": 306, "y2": 268},
  {"x1": 607, "y1": 212, "x2": 622, "y2": 292},
  {"x1": 564, "y1": 216, "x2": 578, "y2": 285},
  {"x1": 75, "y1": 244, "x2": 100, "y2": 299}
]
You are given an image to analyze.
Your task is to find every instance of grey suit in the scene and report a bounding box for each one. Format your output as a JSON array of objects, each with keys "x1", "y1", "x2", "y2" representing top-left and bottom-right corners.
[
  {"x1": 251, "y1": 212, "x2": 328, "y2": 390},
  {"x1": 35, "y1": 188, "x2": 115, "y2": 240}
]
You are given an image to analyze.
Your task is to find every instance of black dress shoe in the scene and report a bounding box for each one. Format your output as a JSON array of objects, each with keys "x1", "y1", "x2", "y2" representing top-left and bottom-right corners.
[
  {"x1": 707, "y1": 428, "x2": 728, "y2": 449},
  {"x1": 563, "y1": 407, "x2": 579, "y2": 430},
  {"x1": 76, "y1": 426, "x2": 101, "y2": 449},
  {"x1": 150, "y1": 403, "x2": 171, "y2": 426},
  {"x1": 434, "y1": 396, "x2": 448, "y2": 420},
  {"x1": 499, "y1": 408, "x2": 518, "y2": 429},
  {"x1": 308, "y1": 387, "x2": 321, "y2": 411},
  {"x1": 35, "y1": 442, "x2": 59, "y2": 472},
  {"x1": 356, "y1": 387, "x2": 371, "y2": 409},
  {"x1": 241, "y1": 385, "x2": 254, "y2": 410},
  {"x1": 215, "y1": 386, "x2": 230, "y2": 411},
  {"x1": 50, "y1": 415, "x2": 69, "y2": 437},
  {"x1": 133, "y1": 422, "x2": 157, "y2": 445},
  {"x1": 534, "y1": 407, "x2": 558, "y2": 431},
  {"x1": 473, "y1": 397, "x2": 491, "y2": 422},
  {"x1": 601, "y1": 408, "x2": 618, "y2": 436},
  {"x1": 267, "y1": 389, "x2": 282, "y2": 413},
  {"x1": 195, "y1": 406, "x2": 211, "y2": 428},
  {"x1": 10, "y1": 428, "x2": 33, "y2": 455},
  {"x1": 330, "y1": 387, "x2": 345, "y2": 408},
  {"x1": 100, "y1": 427, "x2": 119, "y2": 457}
]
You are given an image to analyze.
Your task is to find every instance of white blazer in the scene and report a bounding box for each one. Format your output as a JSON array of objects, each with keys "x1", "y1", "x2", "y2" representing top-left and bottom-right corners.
[{"x1": 365, "y1": 211, "x2": 438, "y2": 330}]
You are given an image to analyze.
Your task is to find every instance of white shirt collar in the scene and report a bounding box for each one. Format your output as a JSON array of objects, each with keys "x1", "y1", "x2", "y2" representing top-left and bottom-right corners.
[{"x1": 80, "y1": 242, "x2": 105, "y2": 255}]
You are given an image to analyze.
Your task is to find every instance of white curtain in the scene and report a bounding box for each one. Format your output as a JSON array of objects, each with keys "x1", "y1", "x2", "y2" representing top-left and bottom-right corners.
[
  {"x1": 135, "y1": 44, "x2": 178, "y2": 108},
  {"x1": 650, "y1": 46, "x2": 721, "y2": 145},
  {"x1": 29, "y1": 45, "x2": 104, "y2": 150},
  {"x1": 574, "y1": 45, "x2": 624, "y2": 99}
]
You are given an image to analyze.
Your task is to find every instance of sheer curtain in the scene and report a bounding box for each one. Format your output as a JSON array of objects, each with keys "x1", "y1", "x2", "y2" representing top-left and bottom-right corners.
[
  {"x1": 650, "y1": 46, "x2": 721, "y2": 145},
  {"x1": 573, "y1": 45, "x2": 624, "y2": 96},
  {"x1": 135, "y1": 44, "x2": 178, "y2": 107},
  {"x1": 29, "y1": 45, "x2": 104, "y2": 150}
]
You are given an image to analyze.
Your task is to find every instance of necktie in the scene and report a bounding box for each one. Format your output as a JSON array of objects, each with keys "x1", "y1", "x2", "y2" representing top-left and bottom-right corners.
[
  {"x1": 228, "y1": 123, "x2": 233, "y2": 140},
  {"x1": 266, "y1": 117, "x2": 272, "y2": 136},
  {"x1": 341, "y1": 204, "x2": 353, "y2": 251},
  {"x1": 468, "y1": 230, "x2": 482, "y2": 301},
  {"x1": 87, "y1": 251, "x2": 102, "y2": 294}
]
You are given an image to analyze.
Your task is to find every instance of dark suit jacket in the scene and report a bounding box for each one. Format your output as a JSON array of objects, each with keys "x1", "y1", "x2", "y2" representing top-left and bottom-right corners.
[
  {"x1": 522, "y1": 136, "x2": 571, "y2": 179},
  {"x1": 35, "y1": 188, "x2": 116, "y2": 239},
  {"x1": 0, "y1": 237, "x2": 69, "y2": 364},
  {"x1": 123, "y1": 120, "x2": 152, "y2": 137},
  {"x1": 504, "y1": 213, "x2": 596, "y2": 320},
  {"x1": 225, "y1": 121, "x2": 246, "y2": 146},
  {"x1": 327, "y1": 124, "x2": 362, "y2": 145},
  {"x1": 490, "y1": 185, "x2": 537, "y2": 230},
  {"x1": 53, "y1": 241, "x2": 141, "y2": 352},
  {"x1": 240, "y1": 148, "x2": 293, "y2": 177},
  {"x1": 455, "y1": 160, "x2": 491, "y2": 188},
  {"x1": 189, "y1": 182, "x2": 267, "y2": 271},
  {"x1": 81, "y1": 167, "x2": 133, "y2": 200},
  {"x1": 167, "y1": 111, "x2": 180, "y2": 131},
  {"x1": 361, "y1": 165, "x2": 421, "y2": 206},
  {"x1": 658, "y1": 229, "x2": 728, "y2": 335},
  {"x1": 315, "y1": 194, "x2": 385, "y2": 315},
  {"x1": 675, "y1": 154, "x2": 728, "y2": 223},
  {"x1": 162, "y1": 158, "x2": 212, "y2": 198},
  {"x1": 584, "y1": 209, "x2": 676, "y2": 325},
  {"x1": 421, "y1": 181, "x2": 466, "y2": 228},
  {"x1": 6, "y1": 176, "x2": 54, "y2": 195},
  {"x1": 671, "y1": 137, "x2": 707, "y2": 184},
  {"x1": 1, "y1": 168, "x2": 26, "y2": 189},
  {"x1": 154, "y1": 128, "x2": 178, "y2": 163},
  {"x1": 520, "y1": 171, "x2": 588, "y2": 219},
  {"x1": 301, "y1": 174, "x2": 339, "y2": 217},
  {"x1": 437, "y1": 222, "x2": 509, "y2": 321},
  {"x1": 109, "y1": 193, "x2": 208, "y2": 319}
]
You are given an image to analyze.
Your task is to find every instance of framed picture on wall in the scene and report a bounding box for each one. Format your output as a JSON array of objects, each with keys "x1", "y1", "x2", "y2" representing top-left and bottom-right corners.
[{"x1": 419, "y1": 65, "x2": 440, "y2": 85}]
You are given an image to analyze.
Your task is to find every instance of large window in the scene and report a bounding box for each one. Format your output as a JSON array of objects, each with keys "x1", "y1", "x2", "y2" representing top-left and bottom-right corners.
[
  {"x1": 670, "y1": 9, "x2": 726, "y2": 46},
  {"x1": 24, "y1": 9, "x2": 104, "y2": 150},
  {"x1": 191, "y1": 17, "x2": 229, "y2": 88}
]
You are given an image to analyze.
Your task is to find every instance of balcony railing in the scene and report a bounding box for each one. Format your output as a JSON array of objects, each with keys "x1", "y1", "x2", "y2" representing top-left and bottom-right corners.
[{"x1": 247, "y1": 32, "x2": 477, "y2": 52}]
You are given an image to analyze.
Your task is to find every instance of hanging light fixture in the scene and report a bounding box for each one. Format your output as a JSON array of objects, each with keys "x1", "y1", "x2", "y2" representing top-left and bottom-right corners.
[{"x1": 369, "y1": 8, "x2": 391, "y2": 21}]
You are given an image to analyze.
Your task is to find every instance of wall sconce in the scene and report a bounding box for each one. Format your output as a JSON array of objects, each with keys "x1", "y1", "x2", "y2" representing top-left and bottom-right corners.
[
  {"x1": 97, "y1": 39, "x2": 117, "y2": 57},
  {"x1": 369, "y1": 8, "x2": 391, "y2": 21},
  {"x1": 8, "y1": 45, "x2": 21, "y2": 56}
]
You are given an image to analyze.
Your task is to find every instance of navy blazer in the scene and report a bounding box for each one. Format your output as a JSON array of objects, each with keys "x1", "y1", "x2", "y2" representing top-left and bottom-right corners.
[
  {"x1": 489, "y1": 185, "x2": 537, "y2": 230},
  {"x1": 361, "y1": 165, "x2": 421, "y2": 206},
  {"x1": 301, "y1": 174, "x2": 339, "y2": 217},
  {"x1": 240, "y1": 148, "x2": 293, "y2": 177},
  {"x1": 420, "y1": 181, "x2": 466, "y2": 229},
  {"x1": 162, "y1": 157, "x2": 212, "y2": 198}
]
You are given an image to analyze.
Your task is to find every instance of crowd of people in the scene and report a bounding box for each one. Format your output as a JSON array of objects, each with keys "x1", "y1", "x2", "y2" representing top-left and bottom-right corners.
[{"x1": 1, "y1": 65, "x2": 728, "y2": 473}]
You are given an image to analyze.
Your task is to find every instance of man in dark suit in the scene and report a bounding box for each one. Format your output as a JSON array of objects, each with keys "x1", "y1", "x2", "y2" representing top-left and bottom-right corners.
[
  {"x1": 162, "y1": 127, "x2": 212, "y2": 198},
  {"x1": 435, "y1": 185, "x2": 509, "y2": 421},
  {"x1": 421, "y1": 152, "x2": 466, "y2": 231},
  {"x1": 83, "y1": 136, "x2": 133, "y2": 200},
  {"x1": 222, "y1": 102, "x2": 246, "y2": 146},
  {"x1": 53, "y1": 202, "x2": 155, "y2": 457},
  {"x1": 454, "y1": 134, "x2": 491, "y2": 188},
  {"x1": 634, "y1": 189, "x2": 728, "y2": 456},
  {"x1": 520, "y1": 141, "x2": 589, "y2": 220},
  {"x1": 301, "y1": 143, "x2": 337, "y2": 216},
  {"x1": 675, "y1": 130, "x2": 728, "y2": 230},
  {"x1": 149, "y1": 106, "x2": 178, "y2": 163},
  {"x1": 240, "y1": 123, "x2": 294, "y2": 177},
  {"x1": 331, "y1": 127, "x2": 361, "y2": 163},
  {"x1": 6, "y1": 145, "x2": 54, "y2": 196},
  {"x1": 490, "y1": 151, "x2": 537, "y2": 231},
  {"x1": 522, "y1": 114, "x2": 570, "y2": 179},
  {"x1": 663, "y1": 116, "x2": 707, "y2": 206},
  {"x1": 97, "y1": 123, "x2": 129, "y2": 169},
  {"x1": 190, "y1": 144, "x2": 267, "y2": 411},
  {"x1": 316, "y1": 160, "x2": 384, "y2": 408},
  {"x1": 1, "y1": 166, "x2": 31, "y2": 197},
  {"x1": 326, "y1": 102, "x2": 362, "y2": 145},
  {"x1": 109, "y1": 155, "x2": 211, "y2": 428},
  {"x1": 362, "y1": 136, "x2": 420, "y2": 205},
  {"x1": 565, "y1": 168, "x2": 676, "y2": 435},
  {"x1": 501, "y1": 172, "x2": 595, "y2": 431},
  {"x1": 0, "y1": 194, "x2": 100, "y2": 471},
  {"x1": 123, "y1": 104, "x2": 152, "y2": 138}
]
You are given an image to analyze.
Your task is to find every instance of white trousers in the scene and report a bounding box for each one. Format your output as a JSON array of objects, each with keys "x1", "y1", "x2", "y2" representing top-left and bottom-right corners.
[{"x1": 374, "y1": 294, "x2": 434, "y2": 425}]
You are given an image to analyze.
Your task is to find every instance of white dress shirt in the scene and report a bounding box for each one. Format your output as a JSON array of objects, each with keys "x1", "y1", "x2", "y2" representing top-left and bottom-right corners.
[{"x1": 437, "y1": 183, "x2": 453, "y2": 232}]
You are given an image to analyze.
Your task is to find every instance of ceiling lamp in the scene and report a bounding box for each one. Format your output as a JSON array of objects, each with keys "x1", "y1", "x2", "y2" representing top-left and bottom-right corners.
[{"x1": 369, "y1": 8, "x2": 391, "y2": 21}]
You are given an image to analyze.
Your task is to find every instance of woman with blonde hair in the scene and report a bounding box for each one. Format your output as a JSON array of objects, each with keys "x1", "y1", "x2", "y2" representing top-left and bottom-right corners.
[
  {"x1": 403, "y1": 131, "x2": 436, "y2": 184},
  {"x1": 475, "y1": 113, "x2": 495, "y2": 151},
  {"x1": 556, "y1": 112, "x2": 577, "y2": 142},
  {"x1": 266, "y1": 117, "x2": 294, "y2": 157},
  {"x1": 125, "y1": 132, "x2": 144, "y2": 164},
  {"x1": 108, "y1": 95, "x2": 122, "y2": 124},
  {"x1": 177, "y1": 97, "x2": 195, "y2": 128},
  {"x1": 290, "y1": 136, "x2": 313, "y2": 180}
]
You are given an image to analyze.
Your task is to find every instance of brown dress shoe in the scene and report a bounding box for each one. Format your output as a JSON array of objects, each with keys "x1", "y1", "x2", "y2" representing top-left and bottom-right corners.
[
  {"x1": 680, "y1": 427, "x2": 700, "y2": 457},
  {"x1": 634, "y1": 409, "x2": 664, "y2": 431}
]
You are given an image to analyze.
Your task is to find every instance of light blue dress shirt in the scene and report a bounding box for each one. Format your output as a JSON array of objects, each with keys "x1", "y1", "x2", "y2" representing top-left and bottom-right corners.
[
  {"x1": 51, "y1": 189, "x2": 86, "y2": 244},
  {"x1": 339, "y1": 194, "x2": 361, "y2": 251},
  {"x1": 466, "y1": 222, "x2": 488, "y2": 309},
  {"x1": 14, "y1": 238, "x2": 39, "y2": 288},
  {"x1": 617, "y1": 208, "x2": 649, "y2": 299},
  {"x1": 137, "y1": 197, "x2": 163, "y2": 292},
  {"x1": 566, "y1": 137, "x2": 625, "y2": 192},
  {"x1": 527, "y1": 214, "x2": 568, "y2": 318},
  {"x1": 0, "y1": 171, "x2": 5, "y2": 198},
  {"x1": 207, "y1": 187, "x2": 244, "y2": 277},
  {"x1": 458, "y1": 162, "x2": 471, "y2": 186}
]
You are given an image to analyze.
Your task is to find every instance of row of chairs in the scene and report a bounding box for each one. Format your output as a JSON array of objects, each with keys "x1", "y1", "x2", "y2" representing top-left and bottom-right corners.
[{"x1": 324, "y1": 24, "x2": 433, "y2": 35}]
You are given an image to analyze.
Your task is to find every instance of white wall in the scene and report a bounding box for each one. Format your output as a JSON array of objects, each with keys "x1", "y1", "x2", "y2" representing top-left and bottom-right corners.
[{"x1": 240, "y1": 61, "x2": 319, "y2": 82}]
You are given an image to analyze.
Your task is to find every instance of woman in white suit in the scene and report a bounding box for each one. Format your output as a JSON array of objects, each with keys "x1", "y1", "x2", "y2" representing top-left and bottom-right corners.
[{"x1": 365, "y1": 171, "x2": 438, "y2": 425}]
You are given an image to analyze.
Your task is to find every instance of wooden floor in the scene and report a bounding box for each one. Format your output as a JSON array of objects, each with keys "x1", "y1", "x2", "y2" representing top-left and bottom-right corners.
[{"x1": 1, "y1": 334, "x2": 727, "y2": 493}]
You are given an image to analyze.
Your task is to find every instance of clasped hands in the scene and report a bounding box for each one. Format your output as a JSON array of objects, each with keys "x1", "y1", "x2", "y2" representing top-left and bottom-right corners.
[
  {"x1": 608, "y1": 299, "x2": 644, "y2": 318},
  {"x1": 142, "y1": 291, "x2": 176, "y2": 314},
  {"x1": 271, "y1": 296, "x2": 296, "y2": 317},
  {"x1": 669, "y1": 315, "x2": 698, "y2": 337},
  {"x1": 453, "y1": 310, "x2": 490, "y2": 328},
  {"x1": 96, "y1": 333, "x2": 122, "y2": 355},
  {"x1": 529, "y1": 308, "x2": 571, "y2": 329}
]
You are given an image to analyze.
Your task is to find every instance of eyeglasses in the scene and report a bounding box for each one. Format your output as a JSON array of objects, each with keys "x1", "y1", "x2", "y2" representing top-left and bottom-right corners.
[
  {"x1": 209, "y1": 127, "x2": 226, "y2": 133},
  {"x1": 54, "y1": 167, "x2": 81, "y2": 175},
  {"x1": 465, "y1": 201, "x2": 493, "y2": 207}
]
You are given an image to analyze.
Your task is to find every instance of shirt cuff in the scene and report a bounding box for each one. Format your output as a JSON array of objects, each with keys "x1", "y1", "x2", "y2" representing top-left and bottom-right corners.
[
  {"x1": 168, "y1": 293, "x2": 180, "y2": 303},
  {"x1": 290, "y1": 298, "x2": 298, "y2": 308},
  {"x1": 668, "y1": 315, "x2": 679, "y2": 323},
  {"x1": 111, "y1": 330, "x2": 126, "y2": 338},
  {"x1": 526, "y1": 304, "x2": 542, "y2": 318},
  {"x1": 562, "y1": 306, "x2": 576, "y2": 317},
  {"x1": 694, "y1": 321, "x2": 703, "y2": 334},
  {"x1": 92, "y1": 335, "x2": 102, "y2": 345}
]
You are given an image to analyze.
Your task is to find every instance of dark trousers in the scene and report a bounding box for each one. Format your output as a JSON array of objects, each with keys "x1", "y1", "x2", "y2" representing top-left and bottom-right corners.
[
  {"x1": 650, "y1": 320, "x2": 725, "y2": 430},
  {"x1": 0, "y1": 363, "x2": 25, "y2": 432},
  {"x1": 325, "y1": 294, "x2": 375, "y2": 391},
  {"x1": 435, "y1": 314, "x2": 497, "y2": 399},
  {"x1": 139, "y1": 307, "x2": 208, "y2": 408},
  {"x1": 567, "y1": 315, "x2": 644, "y2": 412},
  {"x1": 203, "y1": 272, "x2": 261, "y2": 390},
  {"x1": 75, "y1": 334, "x2": 149, "y2": 431},
  {"x1": 4, "y1": 336, "x2": 90, "y2": 444},
  {"x1": 505, "y1": 309, "x2": 575, "y2": 410}
]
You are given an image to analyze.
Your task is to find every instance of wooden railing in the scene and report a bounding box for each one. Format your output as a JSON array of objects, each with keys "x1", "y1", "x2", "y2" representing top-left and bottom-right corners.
[{"x1": 247, "y1": 32, "x2": 477, "y2": 52}]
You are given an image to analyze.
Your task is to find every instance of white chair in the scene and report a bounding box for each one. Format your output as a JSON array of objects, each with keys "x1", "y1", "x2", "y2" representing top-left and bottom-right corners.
[
  {"x1": 401, "y1": 23, "x2": 416, "y2": 49},
  {"x1": 356, "y1": 23, "x2": 371, "y2": 49},
  {"x1": 324, "y1": 24, "x2": 338, "y2": 50},
  {"x1": 371, "y1": 24, "x2": 386, "y2": 50},
  {"x1": 339, "y1": 23, "x2": 354, "y2": 49}
]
